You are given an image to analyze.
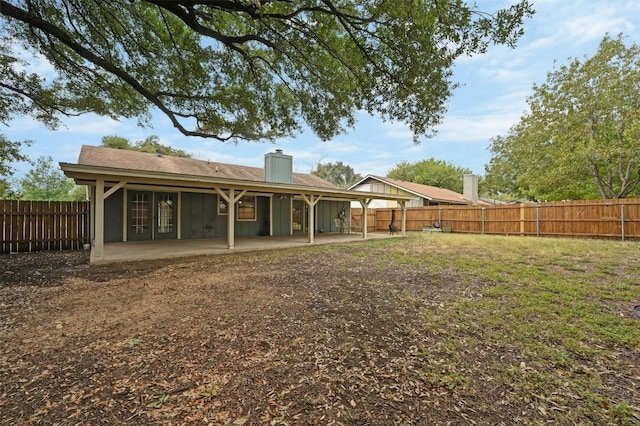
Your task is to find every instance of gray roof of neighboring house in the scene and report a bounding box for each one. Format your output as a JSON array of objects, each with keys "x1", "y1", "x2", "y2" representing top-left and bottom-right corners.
[
  {"x1": 77, "y1": 145, "x2": 337, "y2": 189},
  {"x1": 351, "y1": 175, "x2": 489, "y2": 205}
]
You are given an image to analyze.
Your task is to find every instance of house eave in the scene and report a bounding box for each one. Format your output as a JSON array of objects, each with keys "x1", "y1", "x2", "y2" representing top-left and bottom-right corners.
[{"x1": 60, "y1": 163, "x2": 416, "y2": 202}]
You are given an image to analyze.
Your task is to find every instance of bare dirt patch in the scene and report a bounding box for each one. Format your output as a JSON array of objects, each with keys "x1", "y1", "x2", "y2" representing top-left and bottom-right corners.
[{"x1": 1, "y1": 241, "x2": 638, "y2": 425}]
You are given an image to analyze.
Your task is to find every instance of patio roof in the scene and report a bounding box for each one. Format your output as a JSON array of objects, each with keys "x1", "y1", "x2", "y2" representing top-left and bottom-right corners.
[
  {"x1": 60, "y1": 146, "x2": 416, "y2": 263},
  {"x1": 61, "y1": 146, "x2": 415, "y2": 203}
]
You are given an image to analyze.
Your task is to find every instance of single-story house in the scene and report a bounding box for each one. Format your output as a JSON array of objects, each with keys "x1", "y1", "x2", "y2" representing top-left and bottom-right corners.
[
  {"x1": 349, "y1": 174, "x2": 488, "y2": 208},
  {"x1": 60, "y1": 146, "x2": 415, "y2": 263}
]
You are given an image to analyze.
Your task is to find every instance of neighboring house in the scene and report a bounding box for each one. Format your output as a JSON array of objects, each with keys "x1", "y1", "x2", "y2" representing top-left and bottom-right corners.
[
  {"x1": 61, "y1": 146, "x2": 413, "y2": 262},
  {"x1": 349, "y1": 174, "x2": 488, "y2": 208}
]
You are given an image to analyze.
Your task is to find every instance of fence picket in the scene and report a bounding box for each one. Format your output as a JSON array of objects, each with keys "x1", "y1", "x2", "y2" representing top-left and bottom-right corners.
[
  {"x1": 2, "y1": 199, "x2": 640, "y2": 254},
  {"x1": 0, "y1": 200, "x2": 89, "y2": 253},
  {"x1": 352, "y1": 199, "x2": 640, "y2": 241}
]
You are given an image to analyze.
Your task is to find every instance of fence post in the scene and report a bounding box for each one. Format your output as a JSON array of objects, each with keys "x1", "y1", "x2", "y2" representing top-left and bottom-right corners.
[
  {"x1": 520, "y1": 203, "x2": 525, "y2": 235},
  {"x1": 481, "y1": 207, "x2": 485, "y2": 235},
  {"x1": 621, "y1": 204, "x2": 625, "y2": 241},
  {"x1": 536, "y1": 204, "x2": 540, "y2": 237}
]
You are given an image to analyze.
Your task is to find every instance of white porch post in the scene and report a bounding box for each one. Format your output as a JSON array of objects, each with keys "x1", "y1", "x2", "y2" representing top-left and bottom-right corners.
[
  {"x1": 215, "y1": 188, "x2": 247, "y2": 249},
  {"x1": 122, "y1": 189, "x2": 127, "y2": 242},
  {"x1": 301, "y1": 194, "x2": 322, "y2": 243},
  {"x1": 309, "y1": 198, "x2": 314, "y2": 243},
  {"x1": 88, "y1": 185, "x2": 95, "y2": 248},
  {"x1": 94, "y1": 179, "x2": 105, "y2": 260},
  {"x1": 228, "y1": 188, "x2": 235, "y2": 249},
  {"x1": 177, "y1": 192, "x2": 182, "y2": 240},
  {"x1": 269, "y1": 195, "x2": 274, "y2": 236},
  {"x1": 400, "y1": 201, "x2": 407, "y2": 236},
  {"x1": 359, "y1": 198, "x2": 372, "y2": 239}
]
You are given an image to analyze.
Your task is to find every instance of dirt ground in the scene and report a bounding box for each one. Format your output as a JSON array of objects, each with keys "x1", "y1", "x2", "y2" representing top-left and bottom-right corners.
[{"x1": 0, "y1": 245, "x2": 636, "y2": 425}]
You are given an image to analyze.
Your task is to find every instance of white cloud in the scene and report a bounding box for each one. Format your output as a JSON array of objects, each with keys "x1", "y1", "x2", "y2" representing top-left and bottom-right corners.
[{"x1": 381, "y1": 121, "x2": 413, "y2": 140}]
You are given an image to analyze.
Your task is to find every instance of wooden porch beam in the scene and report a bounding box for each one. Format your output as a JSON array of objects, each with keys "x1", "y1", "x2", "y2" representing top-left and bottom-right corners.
[
  {"x1": 215, "y1": 187, "x2": 247, "y2": 249},
  {"x1": 104, "y1": 181, "x2": 127, "y2": 199},
  {"x1": 359, "y1": 198, "x2": 373, "y2": 239},
  {"x1": 400, "y1": 201, "x2": 407, "y2": 236},
  {"x1": 301, "y1": 194, "x2": 322, "y2": 243},
  {"x1": 94, "y1": 179, "x2": 105, "y2": 261}
]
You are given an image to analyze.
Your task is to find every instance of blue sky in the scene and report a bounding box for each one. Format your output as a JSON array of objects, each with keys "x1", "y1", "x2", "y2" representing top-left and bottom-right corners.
[{"x1": 4, "y1": 0, "x2": 640, "y2": 180}]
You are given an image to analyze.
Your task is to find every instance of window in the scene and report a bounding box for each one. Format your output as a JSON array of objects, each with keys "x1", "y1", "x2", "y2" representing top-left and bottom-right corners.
[
  {"x1": 218, "y1": 198, "x2": 228, "y2": 215},
  {"x1": 131, "y1": 192, "x2": 149, "y2": 234},
  {"x1": 237, "y1": 195, "x2": 256, "y2": 221},
  {"x1": 157, "y1": 194, "x2": 174, "y2": 234}
]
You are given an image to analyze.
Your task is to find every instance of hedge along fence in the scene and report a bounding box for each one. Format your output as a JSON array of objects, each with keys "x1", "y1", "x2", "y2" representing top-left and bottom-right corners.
[
  {"x1": 352, "y1": 198, "x2": 640, "y2": 241},
  {"x1": 1, "y1": 200, "x2": 90, "y2": 253}
]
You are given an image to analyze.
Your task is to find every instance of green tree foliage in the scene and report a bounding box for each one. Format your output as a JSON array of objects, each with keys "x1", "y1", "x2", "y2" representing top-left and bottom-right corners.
[
  {"x1": 101, "y1": 135, "x2": 192, "y2": 158},
  {"x1": 100, "y1": 135, "x2": 131, "y2": 150},
  {"x1": 0, "y1": 134, "x2": 31, "y2": 176},
  {"x1": 485, "y1": 34, "x2": 640, "y2": 200},
  {"x1": 18, "y1": 155, "x2": 83, "y2": 200},
  {"x1": 1, "y1": 0, "x2": 532, "y2": 143},
  {"x1": 311, "y1": 161, "x2": 362, "y2": 188},
  {"x1": 387, "y1": 158, "x2": 472, "y2": 193},
  {"x1": 0, "y1": 178, "x2": 16, "y2": 199},
  {"x1": 0, "y1": 134, "x2": 31, "y2": 198}
]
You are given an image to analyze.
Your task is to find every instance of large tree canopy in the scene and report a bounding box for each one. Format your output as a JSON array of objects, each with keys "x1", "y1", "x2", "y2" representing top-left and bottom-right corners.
[
  {"x1": 101, "y1": 135, "x2": 193, "y2": 157},
  {"x1": 310, "y1": 161, "x2": 362, "y2": 188},
  {"x1": 485, "y1": 34, "x2": 640, "y2": 200},
  {"x1": 387, "y1": 158, "x2": 471, "y2": 193},
  {"x1": 0, "y1": 133, "x2": 30, "y2": 177},
  {"x1": 18, "y1": 155, "x2": 81, "y2": 200},
  {"x1": 1, "y1": 0, "x2": 532, "y2": 143},
  {"x1": 0, "y1": 134, "x2": 31, "y2": 198}
]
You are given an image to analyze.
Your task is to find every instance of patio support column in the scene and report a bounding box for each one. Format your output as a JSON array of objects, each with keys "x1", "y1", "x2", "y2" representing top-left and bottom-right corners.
[
  {"x1": 216, "y1": 188, "x2": 247, "y2": 249},
  {"x1": 122, "y1": 189, "x2": 127, "y2": 242},
  {"x1": 359, "y1": 198, "x2": 373, "y2": 239},
  {"x1": 400, "y1": 201, "x2": 407, "y2": 236},
  {"x1": 94, "y1": 179, "x2": 105, "y2": 260},
  {"x1": 228, "y1": 189, "x2": 235, "y2": 249},
  {"x1": 269, "y1": 195, "x2": 274, "y2": 236},
  {"x1": 301, "y1": 194, "x2": 322, "y2": 243},
  {"x1": 88, "y1": 186, "x2": 95, "y2": 248},
  {"x1": 177, "y1": 192, "x2": 182, "y2": 240}
]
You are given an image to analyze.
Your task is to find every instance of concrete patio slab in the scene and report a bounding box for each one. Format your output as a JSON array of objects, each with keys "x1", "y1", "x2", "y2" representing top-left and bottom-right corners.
[{"x1": 91, "y1": 232, "x2": 400, "y2": 264}]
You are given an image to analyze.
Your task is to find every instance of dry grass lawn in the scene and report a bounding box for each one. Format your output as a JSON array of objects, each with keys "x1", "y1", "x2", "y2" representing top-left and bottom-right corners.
[{"x1": 1, "y1": 233, "x2": 639, "y2": 425}]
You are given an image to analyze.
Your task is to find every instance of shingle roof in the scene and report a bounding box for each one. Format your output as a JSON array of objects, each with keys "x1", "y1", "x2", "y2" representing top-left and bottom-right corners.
[
  {"x1": 363, "y1": 175, "x2": 484, "y2": 205},
  {"x1": 77, "y1": 145, "x2": 337, "y2": 188}
]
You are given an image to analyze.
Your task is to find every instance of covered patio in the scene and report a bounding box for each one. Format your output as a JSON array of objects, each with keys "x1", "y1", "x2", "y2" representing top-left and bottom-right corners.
[
  {"x1": 61, "y1": 146, "x2": 416, "y2": 264},
  {"x1": 91, "y1": 231, "x2": 397, "y2": 264}
]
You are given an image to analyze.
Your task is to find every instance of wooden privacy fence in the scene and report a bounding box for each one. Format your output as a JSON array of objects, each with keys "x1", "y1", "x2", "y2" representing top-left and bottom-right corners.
[
  {"x1": 352, "y1": 199, "x2": 640, "y2": 241},
  {"x1": 1, "y1": 200, "x2": 89, "y2": 253}
]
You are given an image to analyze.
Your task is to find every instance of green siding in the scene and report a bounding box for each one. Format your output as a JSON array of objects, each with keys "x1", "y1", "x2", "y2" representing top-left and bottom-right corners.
[
  {"x1": 316, "y1": 200, "x2": 350, "y2": 233},
  {"x1": 104, "y1": 189, "x2": 123, "y2": 243},
  {"x1": 181, "y1": 192, "x2": 218, "y2": 239},
  {"x1": 272, "y1": 194, "x2": 292, "y2": 235},
  {"x1": 102, "y1": 191, "x2": 351, "y2": 242}
]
